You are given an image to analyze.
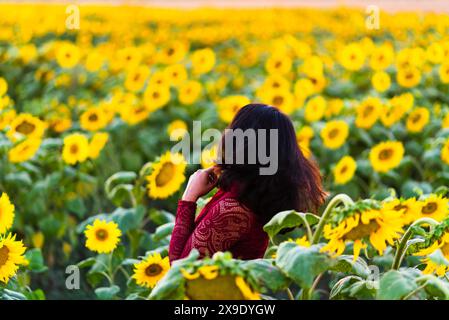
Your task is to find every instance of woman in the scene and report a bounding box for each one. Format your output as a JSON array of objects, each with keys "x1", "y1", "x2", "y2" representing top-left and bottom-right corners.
[{"x1": 169, "y1": 104, "x2": 325, "y2": 263}]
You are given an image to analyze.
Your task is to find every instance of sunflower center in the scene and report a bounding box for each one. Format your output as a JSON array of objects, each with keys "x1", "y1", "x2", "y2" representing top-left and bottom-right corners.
[
  {"x1": 422, "y1": 202, "x2": 437, "y2": 215},
  {"x1": 411, "y1": 114, "x2": 421, "y2": 123},
  {"x1": 274, "y1": 61, "x2": 282, "y2": 68},
  {"x1": 378, "y1": 148, "x2": 393, "y2": 160},
  {"x1": 328, "y1": 128, "x2": 339, "y2": 139},
  {"x1": 272, "y1": 95, "x2": 284, "y2": 106},
  {"x1": 16, "y1": 121, "x2": 36, "y2": 135},
  {"x1": 145, "y1": 263, "x2": 163, "y2": 277},
  {"x1": 95, "y1": 229, "x2": 109, "y2": 241},
  {"x1": 340, "y1": 165, "x2": 348, "y2": 174},
  {"x1": 0, "y1": 246, "x2": 10, "y2": 267},
  {"x1": 156, "y1": 162, "x2": 175, "y2": 187},
  {"x1": 344, "y1": 220, "x2": 379, "y2": 241},
  {"x1": 362, "y1": 105, "x2": 374, "y2": 118},
  {"x1": 153, "y1": 91, "x2": 160, "y2": 99},
  {"x1": 393, "y1": 204, "x2": 408, "y2": 213},
  {"x1": 70, "y1": 144, "x2": 79, "y2": 154},
  {"x1": 88, "y1": 113, "x2": 99, "y2": 122},
  {"x1": 405, "y1": 72, "x2": 414, "y2": 80}
]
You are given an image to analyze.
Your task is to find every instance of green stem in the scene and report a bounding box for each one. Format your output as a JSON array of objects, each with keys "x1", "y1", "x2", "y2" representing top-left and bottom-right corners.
[
  {"x1": 285, "y1": 288, "x2": 295, "y2": 300},
  {"x1": 402, "y1": 282, "x2": 427, "y2": 300},
  {"x1": 311, "y1": 194, "x2": 354, "y2": 245},
  {"x1": 391, "y1": 217, "x2": 439, "y2": 270}
]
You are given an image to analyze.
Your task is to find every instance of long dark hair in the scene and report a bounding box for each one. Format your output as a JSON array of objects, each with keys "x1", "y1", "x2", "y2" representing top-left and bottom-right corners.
[{"x1": 217, "y1": 103, "x2": 326, "y2": 224}]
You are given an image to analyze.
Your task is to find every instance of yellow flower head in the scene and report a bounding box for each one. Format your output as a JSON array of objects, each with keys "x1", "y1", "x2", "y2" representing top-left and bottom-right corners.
[
  {"x1": 167, "y1": 120, "x2": 188, "y2": 141},
  {"x1": 143, "y1": 85, "x2": 171, "y2": 112},
  {"x1": 355, "y1": 97, "x2": 382, "y2": 129},
  {"x1": 320, "y1": 120, "x2": 349, "y2": 150},
  {"x1": 442, "y1": 138, "x2": 449, "y2": 166},
  {"x1": 339, "y1": 43, "x2": 366, "y2": 71},
  {"x1": 0, "y1": 193, "x2": 15, "y2": 234},
  {"x1": 62, "y1": 133, "x2": 89, "y2": 165},
  {"x1": 0, "y1": 77, "x2": 8, "y2": 97},
  {"x1": 146, "y1": 152, "x2": 186, "y2": 199},
  {"x1": 406, "y1": 107, "x2": 430, "y2": 133},
  {"x1": 56, "y1": 42, "x2": 80, "y2": 69},
  {"x1": 333, "y1": 156, "x2": 357, "y2": 185},
  {"x1": 305, "y1": 95, "x2": 326, "y2": 123},
  {"x1": 321, "y1": 204, "x2": 404, "y2": 261},
  {"x1": 217, "y1": 95, "x2": 250, "y2": 123},
  {"x1": 0, "y1": 233, "x2": 27, "y2": 284},
  {"x1": 84, "y1": 219, "x2": 121, "y2": 254},
  {"x1": 7, "y1": 113, "x2": 47, "y2": 142},
  {"x1": 125, "y1": 65, "x2": 150, "y2": 92},
  {"x1": 88, "y1": 132, "x2": 109, "y2": 159},
  {"x1": 191, "y1": 48, "x2": 216, "y2": 75},
  {"x1": 369, "y1": 141, "x2": 404, "y2": 173},
  {"x1": 178, "y1": 80, "x2": 202, "y2": 105},
  {"x1": 132, "y1": 253, "x2": 170, "y2": 288},
  {"x1": 371, "y1": 71, "x2": 391, "y2": 92},
  {"x1": 8, "y1": 138, "x2": 41, "y2": 163},
  {"x1": 417, "y1": 194, "x2": 448, "y2": 222},
  {"x1": 382, "y1": 198, "x2": 422, "y2": 226}
]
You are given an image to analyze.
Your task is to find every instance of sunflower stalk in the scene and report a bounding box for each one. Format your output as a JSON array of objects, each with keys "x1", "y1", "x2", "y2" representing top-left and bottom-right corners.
[
  {"x1": 391, "y1": 217, "x2": 439, "y2": 270},
  {"x1": 311, "y1": 194, "x2": 355, "y2": 245}
]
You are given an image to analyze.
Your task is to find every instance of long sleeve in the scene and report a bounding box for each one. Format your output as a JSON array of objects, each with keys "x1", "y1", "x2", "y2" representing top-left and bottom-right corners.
[
  {"x1": 175, "y1": 198, "x2": 253, "y2": 261},
  {"x1": 168, "y1": 200, "x2": 197, "y2": 262}
]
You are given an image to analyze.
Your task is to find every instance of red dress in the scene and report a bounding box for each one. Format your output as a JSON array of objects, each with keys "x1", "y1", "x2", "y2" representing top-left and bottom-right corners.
[{"x1": 168, "y1": 187, "x2": 269, "y2": 263}]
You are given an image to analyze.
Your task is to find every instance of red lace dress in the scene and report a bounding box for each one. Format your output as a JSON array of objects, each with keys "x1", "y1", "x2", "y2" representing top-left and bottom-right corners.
[{"x1": 168, "y1": 187, "x2": 269, "y2": 263}]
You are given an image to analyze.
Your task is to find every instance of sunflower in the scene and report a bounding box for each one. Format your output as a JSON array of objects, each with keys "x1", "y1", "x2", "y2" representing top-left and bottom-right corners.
[
  {"x1": 56, "y1": 42, "x2": 80, "y2": 69},
  {"x1": 8, "y1": 138, "x2": 41, "y2": 163},
  {"x1": 294, "y1": 78, "x2": 314, "y2": 101},
  {"x1": 325, "y1": 98, "x2": 344, "y2": 118},
  {"x1": 84, "y1": 219, "x2": 121, "y2": 254},
  {"x1": 300, "y1": 55, "x2": 324, "y2": 78},
  {"x1": 443, "y1": 114, "x2": 449, "y2": 129},
  {"x1": 369, "y1": 141, "x2": 404, "y2": 173},
  {"x1": 263, "y1": 74, "x2": 291, "y2": 92},
  {"x1": 148, "y1": 70, "x2": 170, "y2": 88},
  {"x1": 339, "y1": 43, "x2": 366, "y2": 71},
  {"x1": 0, "y1": 233, "x2": 27, "y2": 284},
  {"x1": 120, "y1": 104, "x2": 151, "y2": 125},
  {"x1": 355, "y1": 97, "x2": 382, "y2": 129},
  {"x1": 80, "y1": 107, "x2": 108, "y2": 132},
  {"x1": 439, "y1": 63, "x2": 449, "y2": 84},
  {"x1": 333, "y1": 156, "x2": 357, "y2": 185},
  {"x1": 0, "y1": 193, "x2": 15, "y2": 234},
  {"x1": 304, "y1": 95, "x2": 326, "y2": 123},
  {"x1": 62, "y1": 133, "x2": 89, "y2": 165},
  {"x1": 132, "y1": 253, "x2": 170, "y2": 288},
  {"x1": 397, "y1": 67, "x2": 421, "y2": 88},
  {"x1": 417, "y1": 194, "x2": 448, "y2": 222},
  {"x1": 191, "y1": 48, "x2": 216, "y2": 75},
  {"x1": 320, "y1": 120, "x2": 349, "y2": 150},
  {"x1": 146, "y1": 152, "x2": 186, "y2": 199},
  {"x1": 0, "y1": 110, "x2": 16, "y2": 130},
  {"x1": 7, "y1": 113, "x2": 47, "y2": 142},
  {"x1": 157, "y1": 41, "x2": 187, "y2": 65},
  {"x1": 143, "y1": 85, "x2": 170, "y2": 112},
  {"x1": 426, "y1": 43, "x2": 444, "y2": 64},
  {"x1": 115, "y1": 47, "x2": 142, "y2": 70},
  {"x1": 441, "y1": 138, "x2": 449, "y2": 166},
  {"x1": 371, "y1": 71, "x2": 391, "y2": 92},
  {"x1": 167, "y1": 119, "x2": 188, "y2": 140},
  {"x1": 414, "y1": 227, "x2": 449, "y2": 277},
  {"x1": 321, "y1": 201, "x2": 404, "y2": 261},
  {"x1": 163, "y1": 64, "x2": 187, "y2": 87},
  {"x1": 265, "y1": 53, "x2": 292, "y2": 75},
  {"x1": 235, "y1": 276, "x2": 260, "y2": 300},
  {"x1": 124, "y1": 65, "x2": 150, "y2": 92},
  {"x1": 262, "y1": 89, "x2": 295, "y2": 115},
  {"x1": 406, "y1": 107, "x2": 430, "y2": 133},
  {"x1": 178, "y1": 80, "x2": 202, "y2": 105},
  {"x1": 88, "y1": 132, "x2": 109, "y2": 159},
  {"x1": 217, "y1": 95, "x2": 250, "y2": 123},
  {"x1": 369, "y1": 44, "x2": 394, "y2": 71},
  {"x1": 381, "y1": 198, "x2": 421, "y2": 225},
  {"x1": 0, "y1": 77, "x2": 7, "y2": 97}
]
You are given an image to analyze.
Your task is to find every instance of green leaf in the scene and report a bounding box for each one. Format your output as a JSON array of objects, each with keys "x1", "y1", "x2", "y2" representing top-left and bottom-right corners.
[
  {"x1": 77, "y1": 257, "x2": 97, "y2": 269},
  {"x1": 152, "y1": 222, "x2": 175, "y2": 242},
  {"x1": 263, "y1": 210, "x2": 319, "y2": 239},
  {"x1": 240, "y1": 259, "x2": 291, "y2": 292},
  {"x1": 330, "y1": 276, "x2": 376, "y2": 300},
  {"x1": 330, "y1": 255, "x2": 371, "y2": 278},
  {"x1": 25, "y1": 248, "x2": 48, "y2": 273},
  {"x1": 275, "y1": 242, "x2": 335, "y2": 288},
  {"x1": 95, "y1": 285, "x2": 120, "y2": 300},
  {"x1": 149, "y1": 250, "x2": 199, "y2": 300},
  {"x1": 377, "y1": 269, "x2": 420, "y2": 300}
]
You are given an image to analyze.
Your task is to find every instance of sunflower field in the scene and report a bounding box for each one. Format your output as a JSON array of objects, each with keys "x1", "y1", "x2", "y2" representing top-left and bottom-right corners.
[{"x1": 1, "y1": 3, "x2": 449, "y2": 301}]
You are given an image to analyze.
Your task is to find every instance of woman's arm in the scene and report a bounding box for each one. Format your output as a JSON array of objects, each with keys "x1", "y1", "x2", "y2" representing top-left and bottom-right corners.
[
  {"x1": 168, "y1": 200, "x2": 197, "y2": 262},
  {"x1": 176, "y1": 198, "x2": 252, "y2": 261},
  {"x1": 168, "y1": 168, "x2": 218, "y2": 262}
]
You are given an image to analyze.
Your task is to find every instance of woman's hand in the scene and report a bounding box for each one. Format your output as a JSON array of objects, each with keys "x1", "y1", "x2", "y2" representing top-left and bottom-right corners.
[{"x1": 182, "y1": 167, "x2": 219, "y2": 202}]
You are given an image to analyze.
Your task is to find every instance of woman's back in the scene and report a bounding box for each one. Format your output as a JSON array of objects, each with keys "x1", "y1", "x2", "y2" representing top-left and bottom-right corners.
[{"x1": 169, "y1": 188, "x2": 269, "y2": 262}]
